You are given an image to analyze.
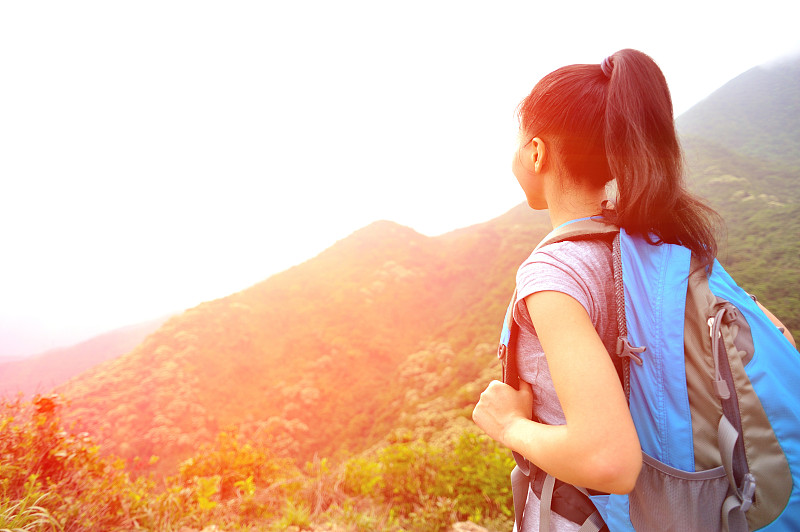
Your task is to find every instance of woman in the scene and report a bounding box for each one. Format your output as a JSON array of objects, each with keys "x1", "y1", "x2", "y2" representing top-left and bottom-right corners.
[{"x1": 472, "y1": 49, "x2": 795, "y2": 531}]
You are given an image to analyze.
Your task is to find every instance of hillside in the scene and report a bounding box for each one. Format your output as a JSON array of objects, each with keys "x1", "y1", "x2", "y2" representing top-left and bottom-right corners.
[
  {"x1": 683, "y1": 137, "x2": 799, "y2": 330},
  {"x1": 0, "y1": 315, "x2": 171, "y2": 400},
  {"x1": 678, "y1": 61, "x2": 800, "y2": 330},
  {"x1": 677, "y1": 53, "x2": 800, "y2": 168},
  {"x1": 57, "y1": 209, "x2": 552, "y2": 473}
]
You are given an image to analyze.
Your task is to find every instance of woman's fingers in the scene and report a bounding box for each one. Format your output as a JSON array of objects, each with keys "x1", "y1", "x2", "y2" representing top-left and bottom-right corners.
[{"x1": 473, "y1": 380, "x2": 532, "y2": 445}]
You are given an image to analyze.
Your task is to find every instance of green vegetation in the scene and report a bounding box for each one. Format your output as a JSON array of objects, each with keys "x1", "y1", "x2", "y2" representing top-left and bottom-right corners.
[
  {"x1": 677, "y1": 55, "x2": 800, "y2": 333},
  {"x1": 683, "y1": 135, "x2": 800, "y2": 331},
  {"x1": 0, "y1": 395, "x2": 153, "y2": 531},
  {"x1": 1, "y1": 394, "x2": 513, "y2": 531}
]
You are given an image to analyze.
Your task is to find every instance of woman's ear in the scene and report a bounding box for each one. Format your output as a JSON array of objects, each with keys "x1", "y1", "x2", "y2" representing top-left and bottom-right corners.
[{"x1": 531, "y1": 137, "x2": 547, "y2": 173}]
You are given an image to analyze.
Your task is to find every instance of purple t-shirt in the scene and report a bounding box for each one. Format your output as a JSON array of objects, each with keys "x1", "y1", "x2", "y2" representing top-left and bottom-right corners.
[{"x1": 513, "y1": 237, "x2": 619, "y2": 531}]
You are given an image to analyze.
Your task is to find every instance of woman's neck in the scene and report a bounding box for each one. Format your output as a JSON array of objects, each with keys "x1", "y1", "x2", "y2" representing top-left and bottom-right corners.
[{"x1": 547, "y1": 187, "x2": 607, "y2": 229}]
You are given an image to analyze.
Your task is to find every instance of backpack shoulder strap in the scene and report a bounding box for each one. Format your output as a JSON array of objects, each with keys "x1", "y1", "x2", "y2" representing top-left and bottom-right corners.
[
  {"x1": 500, "y1": 216, "x2": 621, "y2": 531},
  {"x1": 534, "y1": 217, "x2": 619, "y2": 252},
  {"x1": 499, "y1": 289, "x2": 520, "y2": 390}
]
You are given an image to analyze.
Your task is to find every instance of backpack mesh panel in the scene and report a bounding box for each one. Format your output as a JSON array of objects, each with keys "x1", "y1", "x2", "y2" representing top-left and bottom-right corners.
[{"x1": 630, "y1": 453, "x2": 729, "y2": 532}]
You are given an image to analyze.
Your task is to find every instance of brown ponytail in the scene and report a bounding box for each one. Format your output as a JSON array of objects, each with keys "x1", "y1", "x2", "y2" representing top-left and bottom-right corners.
[{"x1": 518, "y1": 49, "x2": 721, "y2": 269}]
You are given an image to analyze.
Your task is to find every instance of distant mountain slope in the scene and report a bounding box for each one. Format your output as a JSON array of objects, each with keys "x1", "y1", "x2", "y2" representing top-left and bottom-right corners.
[
  {"x1": 682, "y1": 135, "x2": 800, "y2": 203},
  {"x1": 0, "y1": 315, "x2": 171, "y2": 400},
  {"x1": 57, "y1": 209, "x2": 552, "y2": 473},
  {"x1": 677, "y1": 54, "x2": 800, "y2": 168},
  {"x1": 677, "y1": 54, "x2": 800, "y2": 332},
  {"x1": 681, "y1": 136, "x2": 799, "y2": 330}
]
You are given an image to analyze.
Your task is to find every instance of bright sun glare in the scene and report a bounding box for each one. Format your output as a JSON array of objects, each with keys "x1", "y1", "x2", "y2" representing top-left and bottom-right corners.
[{"x1": 1, "y1": 0, "x2": 798, "y2": 356}]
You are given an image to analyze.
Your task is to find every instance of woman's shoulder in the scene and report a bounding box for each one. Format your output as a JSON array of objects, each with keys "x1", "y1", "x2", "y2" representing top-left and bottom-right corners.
[
  {"x1": 525, "y1": 237, "x2": 613, "y2": 270},
  {"x1": 516, "y1": 237, "x2": 613, "y2": 291}
]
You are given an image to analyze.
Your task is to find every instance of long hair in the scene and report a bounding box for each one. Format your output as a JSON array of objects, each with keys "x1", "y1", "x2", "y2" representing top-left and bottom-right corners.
[{"x1": 517, "y1": 49, "x2": 721, "y2": 269}]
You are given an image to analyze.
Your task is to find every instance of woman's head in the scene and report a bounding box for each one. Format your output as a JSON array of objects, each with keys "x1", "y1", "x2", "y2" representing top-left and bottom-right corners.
[
  {"x1": 517, "y1": 49, "x2": 720, "y2": 267},
  {"x1": 517, "y1": 63, "x2": 612, "y2": 188}
]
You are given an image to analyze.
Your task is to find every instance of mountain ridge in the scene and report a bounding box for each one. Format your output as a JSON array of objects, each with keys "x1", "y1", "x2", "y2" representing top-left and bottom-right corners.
[
  {"x1": 56, "y1": 205, "x2": 549, "y2": 473},
  {"x1": 677, "y1": 53, "x2": 800, "y2": 168}
]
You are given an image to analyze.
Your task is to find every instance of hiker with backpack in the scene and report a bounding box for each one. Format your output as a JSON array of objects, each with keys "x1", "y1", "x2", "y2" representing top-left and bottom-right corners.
[{"x1": 472, "y1": 49, "x2": 798, "y2": 532}]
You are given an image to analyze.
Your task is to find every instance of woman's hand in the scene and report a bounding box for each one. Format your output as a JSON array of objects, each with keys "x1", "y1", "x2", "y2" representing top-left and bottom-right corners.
[{"x1": 472, "y1": 379, "x2": 533, "y2": 447}]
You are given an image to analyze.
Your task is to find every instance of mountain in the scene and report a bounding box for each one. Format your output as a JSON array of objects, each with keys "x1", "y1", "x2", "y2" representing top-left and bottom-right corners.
[
  {"x1": 55, "y1": 56, "x2": 799, "y2": 478},
  {"x1": 57, "y1": 209, "x2": 552, "y2": 473},
  {"x1": 677, "y1": 54, "x2": 800, "y2": 169},
  {"x1": 677, "y1": 56, "x2": 800, "y2": 331},
  {"x1": 682, "y1": 135, "x2": 799, "y2": 331},
  {"x1": 0, "y1": 315, "x2": 171, "y2": 400}
]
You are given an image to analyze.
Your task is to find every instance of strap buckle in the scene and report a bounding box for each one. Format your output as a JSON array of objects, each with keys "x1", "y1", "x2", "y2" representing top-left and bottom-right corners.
[
  {"x1": 740, "y1": 473, "x2": 756, "y2": 513},
  {"x1": 616, "y1": 337, "x2": 646, "y2": 366}
]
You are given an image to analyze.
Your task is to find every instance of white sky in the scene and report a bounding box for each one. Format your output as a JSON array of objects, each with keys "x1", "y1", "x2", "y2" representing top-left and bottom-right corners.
[{"x1": 1, "y1": 0, "x2": 799, "y2": 357}]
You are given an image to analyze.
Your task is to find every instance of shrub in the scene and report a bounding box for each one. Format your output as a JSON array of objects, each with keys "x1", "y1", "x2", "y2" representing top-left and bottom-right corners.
[
  {"x1": 0, "y1": 395, "x2": 153, "y2": 531},
  {"x1": 341, "y1": 431, "x2": 514, "y2": 530}
]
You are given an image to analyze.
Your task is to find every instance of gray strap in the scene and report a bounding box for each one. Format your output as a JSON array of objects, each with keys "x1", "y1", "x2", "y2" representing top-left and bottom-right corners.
[
  {"x1": 533, "y1": 217, "x2": 618, "y2": 252},
  {"x1": 573, "y1": 485, "x2": 605, "y2": 532},
  {"x1": 611, "y1": 233, "x2": 632, "y2": 401},
  {"x1": 718, "y1": 416, "x2": 756, "y2": 531},
  {"x1": 577, "y1": 511, "x2": 606, "y2": 532},
  {"x1": 722, "y1": 492, "x2": 749, "y2": 532},
  {"x1": 539, "y1": 473, "x2": 556, "y2": 532},
  {"x1": 718, "y1": 415, "x2": 739, "y2": 493},
  {"x1": 511, "y1": 465, "x2": 530, "y2": 530},
  {"x1": 710, "y1": 308, "x2": 731, "y2": 400}
]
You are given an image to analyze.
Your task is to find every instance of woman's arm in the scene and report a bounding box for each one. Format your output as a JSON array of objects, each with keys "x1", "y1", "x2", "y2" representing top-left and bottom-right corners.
[{"x1": 473, "y1": 290, "x2": 641, "y2": 494}]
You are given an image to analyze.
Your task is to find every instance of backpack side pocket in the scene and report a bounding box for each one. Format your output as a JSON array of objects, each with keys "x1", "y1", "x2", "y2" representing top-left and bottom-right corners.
[{"x1": 629, "y1": 452, "x2": 729, "y2": 532}]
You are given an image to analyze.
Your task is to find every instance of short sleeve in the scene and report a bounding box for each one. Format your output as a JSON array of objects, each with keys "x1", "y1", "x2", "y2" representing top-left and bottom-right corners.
[
  {"x1": 515, "y1": 242, "x2": 597, "y2": 325},
  {"x1": 510, "y1": 237, "x2": 619, "y2": 429}
]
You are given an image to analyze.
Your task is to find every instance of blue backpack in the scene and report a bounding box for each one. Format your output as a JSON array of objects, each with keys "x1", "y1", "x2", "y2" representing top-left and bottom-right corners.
[{"x1": 498, "y1": 218, "x2": 800, "y2": 531}]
